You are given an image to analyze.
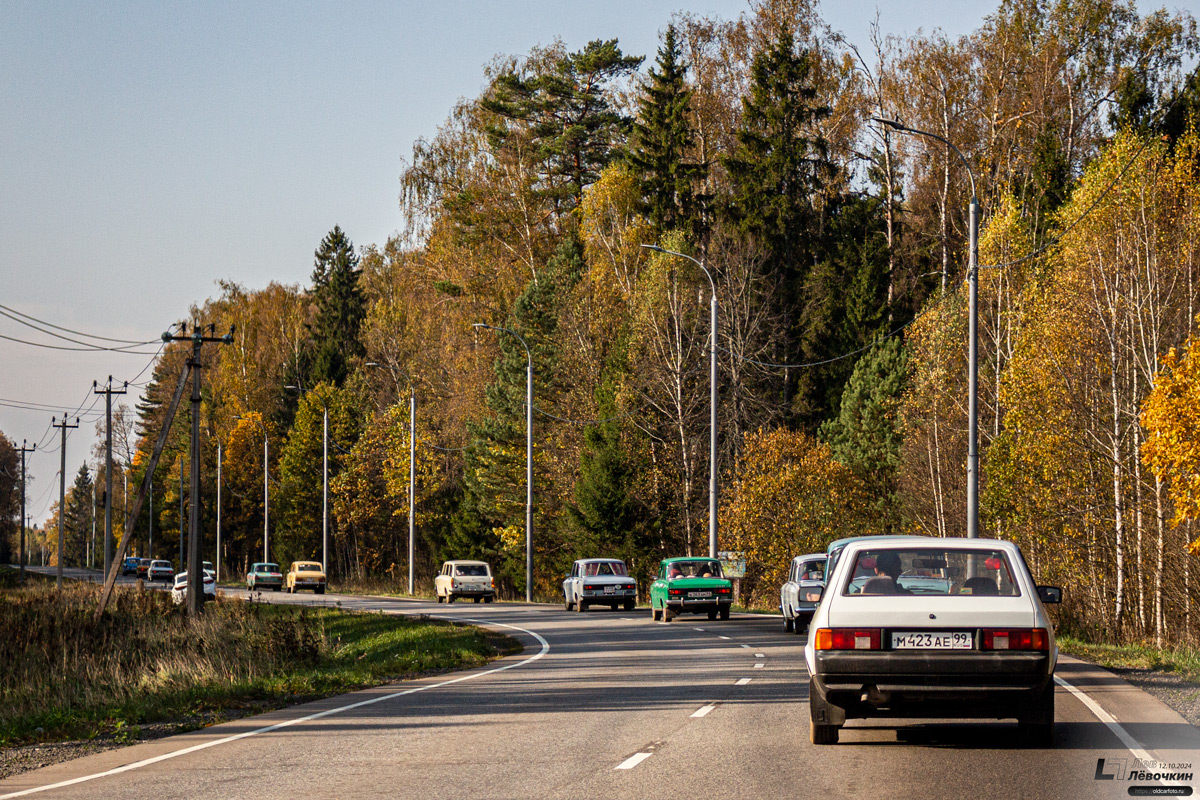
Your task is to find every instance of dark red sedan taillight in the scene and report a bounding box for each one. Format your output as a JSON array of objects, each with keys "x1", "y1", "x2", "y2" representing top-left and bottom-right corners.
[
  {"x1": 981, "y1": 628, "x2": 1049, "y2": 650},
  {"x1": 814, "y1": 628, "x2": 882, "y2": 650}
]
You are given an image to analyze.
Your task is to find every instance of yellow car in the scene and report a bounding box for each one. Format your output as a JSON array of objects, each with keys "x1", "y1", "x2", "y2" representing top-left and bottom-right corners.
[{"x1": 285, "y1": 561, "x2": 326, "y2": 594}]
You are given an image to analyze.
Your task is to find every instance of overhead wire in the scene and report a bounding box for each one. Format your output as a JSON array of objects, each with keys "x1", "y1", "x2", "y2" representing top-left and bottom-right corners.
[{"x1": 0, "y1": 303, "x2": 159, "y2": 345}]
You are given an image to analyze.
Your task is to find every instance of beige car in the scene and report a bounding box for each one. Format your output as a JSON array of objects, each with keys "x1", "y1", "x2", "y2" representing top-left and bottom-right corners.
[
  {"x1": 285, "y1": 561, "x2": 326, "y2": 594},
  {"x1": 434, "y1": 560, "x2": 495, "y2": 603}
]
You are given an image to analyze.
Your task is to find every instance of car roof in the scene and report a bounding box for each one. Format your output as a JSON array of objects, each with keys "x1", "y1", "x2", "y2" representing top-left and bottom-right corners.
[
  {"x1": 838, "y1": 537, "x2": 1021, "y2": 557},
  {"x1": 445, "y1": 560, "x2": 489, "y2": 566},
  {"x1": 791, "y1": 553, "x2": 827, "y2": 564},
  {"x1": 575, "y1": 557, "x2": 625, "y2": 564},
  {"x1": 826, "y1": 534, "x2": 930, "y2": 552},
  {"x1": 151, "y1": 560, "x2": 171, "y2": 565},
  {"x1": 661, "y1": 556, "x2": 721, "y2": 565}
]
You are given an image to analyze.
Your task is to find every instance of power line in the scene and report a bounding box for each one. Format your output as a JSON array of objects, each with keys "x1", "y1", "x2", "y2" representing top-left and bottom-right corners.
[
  {"x1": 0, "y1": 303, "x2": 158, "y2": 345},
  {"x1": 0, "y1": 331, "x2": 160, "y2": 354}
]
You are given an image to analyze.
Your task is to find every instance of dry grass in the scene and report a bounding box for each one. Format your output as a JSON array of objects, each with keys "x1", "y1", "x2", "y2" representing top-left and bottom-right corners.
[{"x1": 0, "y1": 569, "x2": 506, "y2": 746}]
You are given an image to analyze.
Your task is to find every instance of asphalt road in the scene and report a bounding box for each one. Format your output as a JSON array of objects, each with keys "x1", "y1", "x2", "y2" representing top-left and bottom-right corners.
[{"x1": 3, "y1": 575, "x2": 1199, "y2": 799}]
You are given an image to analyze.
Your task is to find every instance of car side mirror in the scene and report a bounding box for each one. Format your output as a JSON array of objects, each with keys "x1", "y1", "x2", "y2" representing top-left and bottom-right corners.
[{"x1": 1037, "y1": 585, "x2": 1062, "y2": 604}]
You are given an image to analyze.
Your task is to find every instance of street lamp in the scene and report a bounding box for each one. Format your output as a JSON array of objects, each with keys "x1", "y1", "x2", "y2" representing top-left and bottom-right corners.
[
  {"x1": 285, "y1": 385, "x2": 329, "y2": 577},
  {"x1": 471, "y1": 323, "x2": 534, "y2": 602},
  {"x1": 873, "y1": 117, "x2": 979, "y2": 538},
  {"x1": 365, "y1": 363, "x2": 417, "y2": 596},
  {"x1": 640, "y1": 244, "x2": 720, "y2": 558}
]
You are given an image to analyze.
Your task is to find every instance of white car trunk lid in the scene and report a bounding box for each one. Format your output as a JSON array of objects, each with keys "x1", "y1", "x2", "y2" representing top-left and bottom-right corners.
[{"x1": 826, "y1": 595, "x2": 1036, "y2": 629}]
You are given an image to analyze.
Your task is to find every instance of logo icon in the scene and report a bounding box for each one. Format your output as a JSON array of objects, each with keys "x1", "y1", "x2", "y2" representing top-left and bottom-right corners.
[{"x1": 1095, "y1": 758, "x2": 1127, "y2": 780}]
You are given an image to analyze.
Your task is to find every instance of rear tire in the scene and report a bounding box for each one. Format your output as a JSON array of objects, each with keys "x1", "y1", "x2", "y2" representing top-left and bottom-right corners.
[
  {"x1": 651, "y1": 604, "x2": 660, "y2": 622},
  {"x1": 474, "y1": 596, "x2": 481, "y2": 603},
  {"x1": 708, "y1": 609, "x2": 718, "y2": 620},
  {"x1": 663, "y1": 607, "x2": 675, "y2": 622},
  {"x1": 448, "y1": 594, "x2": 456, "y2": 603},
  {"x1": 810, "y1": 718, "x2": 840, "y2": 745},
  {"x1": 1019, "y1": 682, "x2": 1055, "y2": 747},
  {"x1": 784, "y1": 614, "x2": 794, "y2": 633},
  {"x1": 719, "y1": 606, "x2": 730, "y2": 620},
  {"x1": 273, "y1": 585, "x2": 281, "y2": 592},
  {"x1": 624, "y1": 599, "x2": 635, "y2": 611},
  {"x1": 484, "y1": 596, "x2": 493, "y2": 603},
  {"x1": 316, "y1": 586, "x2": 325, "y2": 595},
  {"x1": 437, "y1": 593, "x2": 444, "y2": 603},
  {"x1": 564, "y1": 597, "x2": 574, "y2": 611},
  {"x1": 576, "y1": 600, "x2": 587, "y2": 612}
]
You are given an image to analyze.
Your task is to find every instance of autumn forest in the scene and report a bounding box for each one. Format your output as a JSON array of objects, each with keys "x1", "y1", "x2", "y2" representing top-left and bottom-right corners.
[{"x1": 3, "y1": 0, "x2": 1200, "y2": 647}]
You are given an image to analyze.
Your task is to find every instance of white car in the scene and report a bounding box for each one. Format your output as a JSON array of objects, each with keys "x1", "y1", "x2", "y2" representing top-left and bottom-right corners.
[
  {"x1": 170, "y1": 571, "x2": 216, "y2": 605},
  {"x1": 147, "y1": 559, "x2": 174, "y2": 582},
  {"x1": 804, "y1": 537, "x2": 1062, "y2": 746},
  {"x1": 780, "y1": 553, "x2": 826, "y2": 633},
  {"x1": 563, "y1": 558, "x2": 637, "y2": 612},
  {"x1": 435, "y1": 560, "x2": 495, "y2": 603}
]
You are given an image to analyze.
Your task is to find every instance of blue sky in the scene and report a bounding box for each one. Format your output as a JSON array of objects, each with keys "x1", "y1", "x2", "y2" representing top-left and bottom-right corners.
[{"x1": 0, "y1": 0, "x2": 1155, "y2": 521}]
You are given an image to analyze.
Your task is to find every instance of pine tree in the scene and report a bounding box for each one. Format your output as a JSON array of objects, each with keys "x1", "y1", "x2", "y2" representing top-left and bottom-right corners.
[
  {"x1": 64, "y1": 463, "x2": 94, "y2": 566},
  {"x1": 819, "y1": 337, "x2": 909, "y2": 532},
  {"x1": 306, "y1": 226, "x2": 366, "y2": 388},
  {"x1": 627, "y1": 25, "x2": 707, "y2": 236},
  {"x1": 482, "y1": 40, "x2": 643, "y2": 212}
]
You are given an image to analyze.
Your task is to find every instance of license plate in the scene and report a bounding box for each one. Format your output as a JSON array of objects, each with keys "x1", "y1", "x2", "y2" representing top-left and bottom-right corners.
[
  {"x1": 892, "y1": 631, "x2": 972, "y2": 649},
  {"x1": 604, "y1": 585, "x2": 615, "y2": 594},
  {"x1": 689, "y1": 591, "x2": 713, "y2": 598}
]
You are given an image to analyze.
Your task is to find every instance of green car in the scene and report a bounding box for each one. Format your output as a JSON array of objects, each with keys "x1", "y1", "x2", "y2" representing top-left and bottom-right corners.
[{"x1": 649, "y1": 557, "x2": 733, "y2": 622}]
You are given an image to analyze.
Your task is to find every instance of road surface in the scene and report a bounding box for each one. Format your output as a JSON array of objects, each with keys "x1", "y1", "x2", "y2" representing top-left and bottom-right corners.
[{"x1": 3, "y1": 576, "x2": 1197, "y2": 799}]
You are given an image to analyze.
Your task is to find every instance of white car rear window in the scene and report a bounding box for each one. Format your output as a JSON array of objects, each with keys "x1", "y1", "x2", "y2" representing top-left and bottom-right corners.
[{"x1": 841, "y1": 549, "x2": 1021, "y2": 597}]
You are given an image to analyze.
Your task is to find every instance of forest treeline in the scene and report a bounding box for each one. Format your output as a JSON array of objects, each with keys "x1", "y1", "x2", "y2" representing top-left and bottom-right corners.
[{"x1": 5, "y1": 0, "x2": 1200, "y2": 646}]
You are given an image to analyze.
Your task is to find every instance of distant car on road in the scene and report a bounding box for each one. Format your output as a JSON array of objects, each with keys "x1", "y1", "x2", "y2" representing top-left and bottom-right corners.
[
  {"x1": 780, "y1": 553, "x2": 826, "y2": 634},
  {"x1": 649, "y1": 557, "x2": 733, "y2": 622},
  {"x1": 246, "y1": 562, "x2": 283, "y2": 591},
  {"x1": 804, "y1": 537, "x2": 1062, "y2": 746},
  {"x1": 435, "y1": 560, "x2": 495, "y2": 603},
  {"x1": 170, "y1": 571, "x2": 216, "y2": 605},
  {"x1": 563, "y1": 558, "x2": 637, "y2": 612},
  {"x1": 121, "y1": 557, "x2": 140, "y2": 576},
  {"x1": 147, "y1": 560, "x2": 174, "y2": 582},
  {"x1": 285, "y1": 561, "x2": 326, "y2": 594},
  {"x1": 136, "y1": 558, "x2": 152, "y2": 580}
]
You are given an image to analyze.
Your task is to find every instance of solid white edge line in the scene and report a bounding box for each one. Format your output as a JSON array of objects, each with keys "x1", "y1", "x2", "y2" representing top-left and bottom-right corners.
[
  {"x1": 735, "y1": 677, "x2": 752, "y2": 686},
  {"x1": 691, "y1": 704, "x2": 716, "y2": 718},
  {"x1": 1053, "y1": 675, "x2": 1166, "y2": 787},
  {"x1": 615, "y1": 752, "x2": 654, "y2": 770},
  {"x1": 1, "y1": 615, "x2": 551, "y2": 800}
]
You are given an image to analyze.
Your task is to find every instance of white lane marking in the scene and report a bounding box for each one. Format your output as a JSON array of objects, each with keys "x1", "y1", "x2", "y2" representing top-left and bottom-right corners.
[
  {"x1": 691, "y1": 704, "x2": 716, "y2": 718},
  {"x1": 717, "y1": 635, "x2": 731, "y2": 640},
  {"x1": 754, "y1": 663, "x2": 764, "y2": 669},
  {"x1": 1, "y1": 616, "x2": 551, "y2": 800},
  {"x1": 1054, "y1": 675, "x2": 1167, "y2": 786},
  {"x1": 620, "y1": 618, "x2": 635, "y2": 621},
  {"x1": 693, "y1": 627, "x2": 705, "y2": 631},
  {"x1": 740, "y1": 644, "x2": 751, "y2": 649},
  {"x1": 615, "y1": 752, "x2": 654, "y2": 770},
  {"x1": 736, "y1": 678, "x2": 752, "y2": 686},
  {"x1": 755, "y1": 653, "x2": 765, "y2": 658}
]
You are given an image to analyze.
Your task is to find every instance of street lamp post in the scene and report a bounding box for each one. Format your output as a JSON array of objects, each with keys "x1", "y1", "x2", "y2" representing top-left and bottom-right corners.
[
  {"x1": 365, "y1": 363, "x2": 416, "y2": 595},
  {"x1": 874, "y1": 117, "x2": 979, "y2": 538},
  {"x1": 641, "y1": 244, "x2": 719, "y2": 558},
  {"x1": 471, "y1": 324, "x2": 534, "y2": 601}
]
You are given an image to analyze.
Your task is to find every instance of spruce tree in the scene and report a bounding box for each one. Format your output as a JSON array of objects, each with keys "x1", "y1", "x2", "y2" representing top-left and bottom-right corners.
[
  {"x1": 627, "y1": 25, "x2": 707, "y2": 236},
  {"x1": 64, "y1": 463, "x2": 94, "y2": 566},
  {"x1": 305, "y1": 226, "x2": 366, "y2": 388}
]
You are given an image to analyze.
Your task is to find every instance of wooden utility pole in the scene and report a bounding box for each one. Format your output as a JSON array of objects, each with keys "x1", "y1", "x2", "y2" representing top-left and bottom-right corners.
[
  {"x1": 163, "y1": 322, "x2": 233, "y2": 616},
  {"x1": 17, "y1": 441, "x2": 36, "y2": 583},
  {"x1": 94, "y1": 377, "x2": 127, "y2": 577},
  {"x1": 51, "y1": 415, "x2": 79, "y2": 590}
]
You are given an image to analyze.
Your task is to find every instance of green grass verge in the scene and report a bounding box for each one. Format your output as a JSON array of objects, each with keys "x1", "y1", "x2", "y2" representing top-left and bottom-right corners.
[
  {"x1": 1057, "y1": 635, "x2": 1200, "y2": 684},
  {"x1": 0, "y1": 570, "x2": 517, "y2": 748}
]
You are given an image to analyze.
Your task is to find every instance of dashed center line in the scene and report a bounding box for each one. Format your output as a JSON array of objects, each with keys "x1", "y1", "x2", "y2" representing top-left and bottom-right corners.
[
  {"x1": 717, "y1": 635, "x2": 731, "y2": 640},
  {"x1": 615, "y1": 752, "x2": 654, "y2": 770},
  {"x1": 740, "y1": 643, "x2": 751, "y2": 649},
  {"x1": 736, "y1": 677, "x2": 752, "y2": 686},
  {"x1": 755, "y1": 653, "x2": 765, "y2": 658},
  {"x1": 691, "y1": 704, "x2": 717, "y2": 718},
  {"x1": 754, "y1": 663, "x2": 764, "y2": 669},
  {"x1": 693, "y1": 627, "x2": 705, "y2": 632}
]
